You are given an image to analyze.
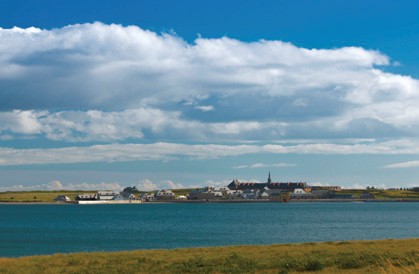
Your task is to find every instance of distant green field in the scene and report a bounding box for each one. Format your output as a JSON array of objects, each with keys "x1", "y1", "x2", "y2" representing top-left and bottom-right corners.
[
  {"x1": 340, "y1": 189, "x2": 419, "y2": 200},
  {"x1": 0, "y1": 239, "x2": 417, "y2": 273},
  {"x1": 0, "y1": 190, "x2": 85, "y2": 203}
]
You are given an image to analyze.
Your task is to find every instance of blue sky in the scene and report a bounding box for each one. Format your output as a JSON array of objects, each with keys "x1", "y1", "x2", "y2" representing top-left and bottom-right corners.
[{"x1": 0, "y1": 0, "x2": 418, "y2": 191}]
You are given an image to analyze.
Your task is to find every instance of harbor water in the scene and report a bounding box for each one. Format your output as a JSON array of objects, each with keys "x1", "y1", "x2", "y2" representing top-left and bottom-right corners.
[{"x1": 0, "y1": 202, "x2": 418, "y2": 257}]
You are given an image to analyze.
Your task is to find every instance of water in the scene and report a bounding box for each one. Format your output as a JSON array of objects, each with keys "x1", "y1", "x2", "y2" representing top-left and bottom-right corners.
[{"x1": 0, "y1": 202, "x2": 418, "y2": 257}]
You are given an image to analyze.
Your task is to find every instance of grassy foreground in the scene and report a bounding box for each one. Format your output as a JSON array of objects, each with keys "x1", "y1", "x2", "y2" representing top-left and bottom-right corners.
[{"x1": 0, "y1": 239, "x2": 417, "y2": 273}]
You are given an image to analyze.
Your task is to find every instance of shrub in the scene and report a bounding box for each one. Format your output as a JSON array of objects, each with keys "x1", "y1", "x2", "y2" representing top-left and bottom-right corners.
[
  {"x1": 337, "y1": 255, "x2": 362, "y2": 269},
  {"x1": 303, "y1": 259, "x2": 325, "y2": 271},
  {"x1": 220, "y1": 253, "x2": 258, "y2": 273},
  {"x1": 170, "y1": 256, "x2": 215, "y2": 274}
]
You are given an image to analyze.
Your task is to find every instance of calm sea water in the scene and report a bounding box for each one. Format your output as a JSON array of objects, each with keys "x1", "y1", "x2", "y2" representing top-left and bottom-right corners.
[{"x1": 0, "y1": 202, "x2": 418, "y2": 257}]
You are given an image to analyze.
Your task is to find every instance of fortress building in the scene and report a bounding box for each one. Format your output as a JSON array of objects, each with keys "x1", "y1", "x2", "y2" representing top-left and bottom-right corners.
[{"x1": 228, "y1": 172, "x2": 308, "y2": 192}]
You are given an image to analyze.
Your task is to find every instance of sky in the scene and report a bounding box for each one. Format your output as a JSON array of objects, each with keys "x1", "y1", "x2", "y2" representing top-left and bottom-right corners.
[{"x1": 0, "y1": 0, "x2": 418, "y2": 191}]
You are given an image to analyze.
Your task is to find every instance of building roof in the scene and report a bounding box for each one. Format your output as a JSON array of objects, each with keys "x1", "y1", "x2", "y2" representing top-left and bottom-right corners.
[
  {"x1": 228, "y1": 180, "x2": 307, "y2": 190},
  {"x1": 156, "y1": 189, "x2": 175, "y2": 196}
]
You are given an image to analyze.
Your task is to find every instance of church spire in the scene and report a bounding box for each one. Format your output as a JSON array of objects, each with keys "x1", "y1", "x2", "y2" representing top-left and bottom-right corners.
[{"x1": 267, "y1": 171, "x2": 272, "y2": 184}]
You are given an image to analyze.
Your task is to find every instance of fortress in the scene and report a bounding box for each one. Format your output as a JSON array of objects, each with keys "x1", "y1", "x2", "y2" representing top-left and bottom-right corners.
[{"x1": 227, "y1": 172, "x2": 310, "y2": 192}]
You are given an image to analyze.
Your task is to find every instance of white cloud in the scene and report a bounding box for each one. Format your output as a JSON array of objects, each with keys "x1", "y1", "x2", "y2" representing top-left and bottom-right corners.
[
  {"x1": 0, "y1": 179, "x2": 190, "y2": 192},
  {"x1": 0, "y1": 108, "x2": 205, "y2": 142},
  {"x1": 200, "y1": 180, "x2": 229, "y2": 188},
  {"x1": 310, "y1": 182, "x2": 331, "y2": 187},
  {"x1": 342, "y1": 183, "x2": 367, "y2": 189},
  {"x1": 0, "y1": 110, "x2": 42, "y2": 134},
  {"x1": 0, "y1": 22, "x2": 418, "y2": 144},
  {"x1": 136, "y1": 179, "x2": 158, "y2": 191},
  {"x1": 135, "y1": 179, "x2": 186, "y2": 191},
  {"x1": 194, "y1": 105, "x2": 214, "y2": 112},
  {"x1": 0, "y1": 180, "x2": 123, "y2": 192},
  {"x1": 0, "y1": 108, "x2": 292, "y2": 142},
  {"x1": 341, "y1": 183, "x2": 389, "y2": 190},
  {"x1": 383, "y1": 160, "x2": 419, "y2": 169},
  {"x1": 48, "y1": 180, "x2": 64, "y2": 190},
  {"x1": 210, "y1": 121, "x2": 263, "y2": 135},
  {"x1": 233, "y1": 162, "x2": 296, "y2": 169},
  {"x1": 160, "y1": 180, "x2": 185, "y2": 189},
  {"x1": 0, "y1": 139, "x2": 419, "y2": 166}
]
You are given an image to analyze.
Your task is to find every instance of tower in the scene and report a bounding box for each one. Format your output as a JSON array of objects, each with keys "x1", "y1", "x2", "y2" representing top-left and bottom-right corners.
[{"x1": 267, "y1": 172, "x2": 272, "y2": 184}]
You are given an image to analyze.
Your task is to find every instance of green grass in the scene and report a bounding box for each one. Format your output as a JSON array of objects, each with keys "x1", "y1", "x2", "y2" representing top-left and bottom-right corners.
[
  {"x1": 0, "y1": 190, "x2": 86, "y2": 203},
  {"x1": 340, "y1": 189, "x2": 419, "y2": 200},
  {"x1": 171, "y1": 188, "x2": 196, "y2": 196},
  {"x1": 0, "y1": 239, "x2": 417, "y2": 273}
]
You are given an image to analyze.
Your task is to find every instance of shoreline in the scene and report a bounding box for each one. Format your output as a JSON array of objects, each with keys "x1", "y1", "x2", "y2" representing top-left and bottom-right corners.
[{"x1": 1, "y1": 198, "x2": 418, "y2": 205}]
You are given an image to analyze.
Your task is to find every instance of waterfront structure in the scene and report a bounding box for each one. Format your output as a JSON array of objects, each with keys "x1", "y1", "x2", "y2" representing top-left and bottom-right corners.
[
  {"x1": 189, "y1": 189, "x2": 215, "y2": 200},
  {"x1": 75, "y1": 193, "x2": 97, "y2": 201},
  {"x1": 288, "y1": 189, "x2": 335, "y2": 200},
  {"x1": 269, "y1": 192, "x2": 290, "y2": 202},
  {"x1": 360, "y1": 192, "x2": 374, "y2": 199},
  {"x1": 259, "y1": 191, "x2": 270, "y2": 199},
  {"x1": 75, "y1": 191, "x2": 141, "y2": 204},
  {"x1": 54, "y1": 195, "x2": 71, "y2": 202},
  {"x1": 228, "y1": 173, "x2": 308, "y2": 192},
  {"x1": 311, "y1": 186, "x2": 341, "y2": 191},
  {"x1": 141, "y1": 173, "x2": 350, "y2": 203},
  {"x1": 156, "y1": 189, "x2": 175, "y2": 200},
  {"x1": 142, "y1": 193, "x2": 155, "y2": 202},
  {"x1": 188, "y1": 187, "x2": 228, "y2": 200},
  {"x1": 98, "y1": 191, "x2": 117, "y2": 200}
]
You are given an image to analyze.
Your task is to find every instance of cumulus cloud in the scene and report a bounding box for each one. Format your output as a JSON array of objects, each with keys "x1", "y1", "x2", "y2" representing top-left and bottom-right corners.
[
  {"x1": 233, "y1": 162, "x2": 296, "y2": 169},
  {"x1": 0, "y1": 180, "x2": 123, "y2": 191},
  {"x1": 0, "y1": 108, "x2": 193, "y2": 141},
  {"x1": 309, "y1": 182, "x2": 331, "y2": 187},
  {"x1": 0, "y1": 109, "x2": 287, "y2": 142},
  {"x1": 341, "y1": 183, "x2": 389, "y2": 190},
  {"x1": 0, "y1": 139, "x2": 419, "y2": 166},
  {"x1": 135, "y1": 179, "x2": 186, "y2": 191},
  {"x1": 0, "y1": 179, "x2": 190, "y2": 192},
  {"x1": 0, "y1": 110, "x2": 42, "y2": 134},
  {"x1": 0, "y1": 22, "x2": 418, "y2": 143},
  {"x1": 341, "y1": 183, "x2": 367, "y2": 190},
  {"x1": 160, "y1": 180, "x2": 185, "y2": 189},
  {"x1": 136, "y1": 179, "x2": 158, "y2": 191}
]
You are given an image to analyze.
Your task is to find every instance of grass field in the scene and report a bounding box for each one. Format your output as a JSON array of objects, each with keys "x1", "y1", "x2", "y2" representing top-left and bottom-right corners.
[
  {"x1": 0, "y1": 239, "x2": 417, "y2": 273},
  {"x1": 0, "y1": 190, "x2": 84, "y2": 203},
  {"x1": 340, "y1": 189, "x2": 419, "y2": 200}
]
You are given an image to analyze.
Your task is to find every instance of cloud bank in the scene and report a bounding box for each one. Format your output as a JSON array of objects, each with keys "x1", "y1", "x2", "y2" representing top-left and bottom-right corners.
[
  {"x1": 0, "y1": 22, "x2": 418, "y2": 143},
  {"x1": 0, "y1": 180, "x2": 123, "y2": 192},
  {"x1": 1, "y1": 139, "x2": 419, "y2": 166},
  {"x1": 0, "y1": 179, "x2": 188, "y2": 192}
]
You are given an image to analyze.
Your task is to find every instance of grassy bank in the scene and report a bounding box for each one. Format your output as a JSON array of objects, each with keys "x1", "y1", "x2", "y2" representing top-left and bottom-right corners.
[{"x1": 0, "y1": 239, "x2": 417, "y2": 273}]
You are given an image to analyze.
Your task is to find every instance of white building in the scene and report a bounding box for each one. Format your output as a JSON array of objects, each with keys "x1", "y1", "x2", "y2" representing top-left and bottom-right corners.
[{"x1": 54, "y1": 195, "x2": 71, "y2": 202}]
